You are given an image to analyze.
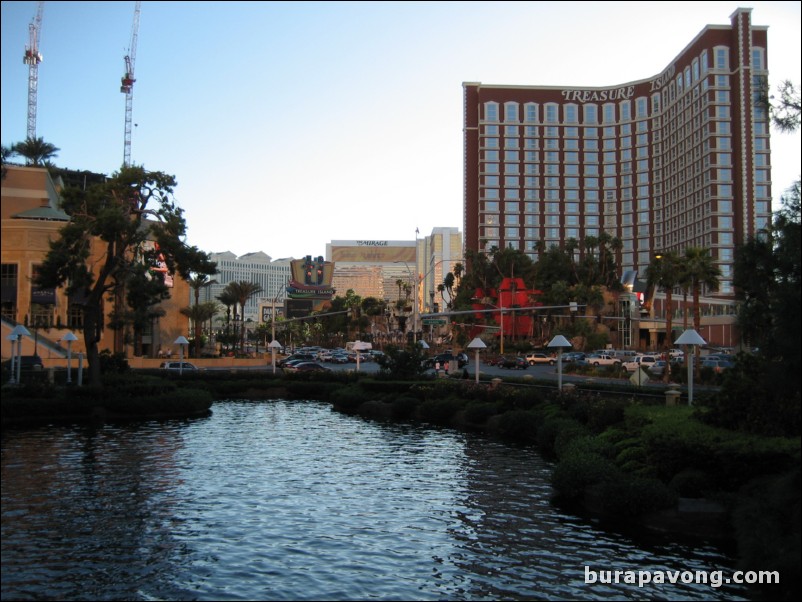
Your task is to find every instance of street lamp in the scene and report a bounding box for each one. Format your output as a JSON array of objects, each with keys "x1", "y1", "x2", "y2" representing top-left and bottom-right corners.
[
  {"x1": 548, "y1": 334, "x2": 573, "y2": 392},
  {"x1": 62, "y1": 331, "x2": 78, "y2": 384},
  {"x1": 174, "y1": 336, "x2": 189, "y2": 375},
  {"x1": 674, "y1": 328, "x2": 706, "y2": 406},
  {"x1": 353, "y1": 340, "x2": 371, "y2": 372},
  {"x1": 467, "y1": 337, "x2": 487, "y2": 384},
  {"x1": 10, "y1": 324, "x2": 31, "y2": 385},
  {"x1": 269, "y1": 339, "x2": 282, "y2": 375}
]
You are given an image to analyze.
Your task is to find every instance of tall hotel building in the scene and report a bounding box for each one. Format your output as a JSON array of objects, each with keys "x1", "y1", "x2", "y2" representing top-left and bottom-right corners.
[{"x1": 463, "y1": 8, "x2": 772, "y2": 299}]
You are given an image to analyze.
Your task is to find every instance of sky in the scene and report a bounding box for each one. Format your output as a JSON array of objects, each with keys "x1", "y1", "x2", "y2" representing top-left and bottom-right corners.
[{"x1": 2, "y1": 1, "x2": 800, "y2": 261}]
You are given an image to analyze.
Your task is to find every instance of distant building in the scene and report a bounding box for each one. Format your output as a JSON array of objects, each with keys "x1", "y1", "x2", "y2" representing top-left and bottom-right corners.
[
  {"x1": 463, "y1": 7, "x2": 771, "y2": 302},
  {"x1": 204, "y1": 251, "x2": 292, "y2": 323},
  {"x1": 326, "y1": 240, "x2": 417, "y2": 305}
]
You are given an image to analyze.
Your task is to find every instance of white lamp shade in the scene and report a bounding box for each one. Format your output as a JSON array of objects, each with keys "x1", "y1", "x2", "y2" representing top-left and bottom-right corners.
[
  {"x1": 417, "y1": 340, "x2": 430, "y2": 349},
  {"x1": 547, "y1": 335, "x2": 573, "y2": 349},
  {"x1": 11, "y1": 325, "x2": 31, "y2": 337},
  {"x1": 269, "y1": 340, "x2": 282, "y2": 349},
  {"x1": 674, "y1": 329, "x2": 706, "y2": 346},
  {"x1": 467, "y1": 337, "x2": 487, "y2": 349},
  {"x1": 62, "y1": 332, "x2": 78, "y2": 342},
  {"x1": 174, "y1": 336, "x2": 190, "y2": 345}
]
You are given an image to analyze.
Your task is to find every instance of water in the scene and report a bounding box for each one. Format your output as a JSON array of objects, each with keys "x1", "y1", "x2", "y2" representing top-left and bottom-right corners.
[{"x1": 2, "y1": 400, "x2": 747, "y2": 601}]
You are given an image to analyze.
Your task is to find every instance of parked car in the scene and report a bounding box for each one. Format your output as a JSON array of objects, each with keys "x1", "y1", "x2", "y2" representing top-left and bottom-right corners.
[
  {"x1": 160, "y1": 361, "x2": 199, "y2": 372},
  {"x1": 648, "y1": 360, "x2": 668, "y2": 376},
  {"x1": 668, "y1": 348, "x2": 685, "y2": 360},
  {"x1": 561, "y1": 352, "x2": 586, "y2": 364},
  {"x1": 525, "y1": 352, "x2": 556, "y2": 366},
  {"x1": 422, "y1": 353, "x2": 468, "y2": 369},
  {"x1": 585, "y1": 353, "x2": 622, "y2": 367},
  {"x1": 289, "y1": 362, "x2": 331, "y2": 373},
  {"x1": 329, "y1": 353, "x2": 350, "y2": 364},
  {"x1": 623, "y1": 354, "x2": 659, "y2": 372},
  {"x1": 701, "y1": 358, "x2": 734, "y2": 373},
  {"x1": 278, "y1": 353, "x2": 316, "y2": 368},
  {"x1": 499, "y1": 356, "x2": 528, "y2": 370}
]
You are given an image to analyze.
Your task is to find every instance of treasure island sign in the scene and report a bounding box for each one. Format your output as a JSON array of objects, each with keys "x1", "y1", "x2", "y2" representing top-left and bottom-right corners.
[{"x1": 560, "y1": 64, "x2": 676, "y2": 102}]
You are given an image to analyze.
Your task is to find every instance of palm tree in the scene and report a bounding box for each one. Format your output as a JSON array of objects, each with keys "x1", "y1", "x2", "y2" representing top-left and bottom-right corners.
[
  {"x1": 180, "y1": 302, "x2": 220, "y2": 357},
  {"x1": 187, "y1": 273, "x2": 215, "y2": 357},
  {"x1": 683, "y1": 247, "x2": 721, "y2": 335},
  {"x1": 225, "y1": 281, "x2": 264, "y2": 353},
  {"x1": 12, "y1": 137, "x2": 60, "y2": 166},
  {"x1": 216, "y1": 288, "x2": 238, "y2": 353},
  {"x1": 645, "y1": 251, "x2": 681, "y2": 381}
]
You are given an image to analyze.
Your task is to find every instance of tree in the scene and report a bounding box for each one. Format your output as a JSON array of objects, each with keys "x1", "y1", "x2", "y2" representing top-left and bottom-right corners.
[
  {"x1": 223, "y1": 281, "x2": 263, "y2": 353},
  {"x1": 11, "y1": 137, "x2": 60, "y2": 166},
  {"x1": 765, "y1": 79, "x2": 801, "y2": 133},
  {"x1": 683, "y1": 247, "x2": 721, "y2": 336},
  {"x1": 186, "y1": 263, "x2": 218, "y2": 358},
  {"x1": 645, "y1": 251, "x2": 682, "y2": 381},
  {"x1": 216, "y1": 287, "x2": 238, "y2": 354},
  {"x1": 35, "y1": 165, "x2": 202, "y2": 384},
  {"x1": 180, "y1": 302, "x2": 220, "y2": 355}
]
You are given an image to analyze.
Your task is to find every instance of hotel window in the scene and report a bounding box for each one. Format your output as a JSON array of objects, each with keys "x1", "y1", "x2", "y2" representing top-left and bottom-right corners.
[
  {"x1": 505, "y1": 138, "x2": 520, "y2": 149},
  {"x1": 585, "y1": 164, "x2": 599, "y2": 176},
  {"x1": 637, "y1": 159, "x2": 648, "y2": 172},
  {"x1": 565, "y1": 138, "x2": 579, "y2": 150},
  {"x1": 524, "y1": 164, "x2": 538, "y2": 175},
  {"x1": 525, "y1": 125, "x2": 538, "y2": 136},
  {"x1": 484, "y1": 189, "x2": 499, "y2": 199},
  {"x1": 485, "y1": 163, "x2": 499, "y2": 173},
  {"x1": 565, "y1": 126, "x2": 579, "y2": 138},
  {"x1": 505, "y1": 163, "x2": 520, "y2": 175},
  {"x1": 585, "y1": 202, "x2": 599, "y2": 213},
  {"x1": 603, "y1": 126, "x2": 615, "y2": 138},
  {"x1": 650, "y1": 94, "x2": 660, "y2": 113},
  {"x1": 504, "y1": 102, "x2": 519, "y2": 122},
  {"x1": 718, "y1": 137, "x2": 731, "y2": 150},
  {"x1": 546, "y1": 228, "x2": 560, "y2": 240},
  {"x1": 637, "y1": 172, "x2": 649, "y2": 184},
  {"x1": 525, "y1": 103, "x2": 538, "y2": 122},
  {"x1": 565, "y1": 202, "x2": 578, "y2": 214},
  {"x1": 504, "y1": 189, "x2": 519, "y2": 200},
  {"x1": 484, "y1": 125, "x2": 498, "y2": 135},
  {"x1": 717, "y1": 153, "x2": 731, "y2": 165},
  {"x1": 585, "y1": 139, "x2": 598, "y2": 151},
  {"x1": 718, "y1": 200, "x2": 732, "y2": 213},
  {"x1": 505, "y1": 150, "x2": 519, "y2": 161},
  {"x1": 718, "y1": 184, "x2": 732, "y2": 197},
  {"x1": 525, "y1": 176, "x2": 538, "y2": 187},
  {"x1": 484, "y1": 150, "x2": 499, "y2": 162},
  {"x1": 756, "y1": 170, "x2": 768, "y2": 182},
  {"x1": 585, "y1": 152, "x2": 598, "y2": 163},
  {"x1": 604, "y1": 176, "x2": 616, "y2": 188},
  {"x1": 603, "y1": 138, "x2": 616, "y2": 150},
  {"x1": 584, "y1": 105, "x2": 598, "y2": 124},
  {"x1": 717, "y1": 169, "x2": 732, "y2": 181},
  {"x1": 585, "y1": 177, "x2": 599, "y2": 189},
  {"x1": 483, "y1": 213, "x2": 499, "y2": 225},
  {"x1": 754, "y1": 154, "x2": 766, "y2": 167},
  {"x1": 620, "y1": 101, "x2": 631, "y2": 121},
  {"x1": 719, "y1": 216, "x2": 732, "y2": 229},
  {"x1": 684, "y1": 67, "x2": 691, "y2": 90},
  {"x1": 524, "y1": 139, "x2": 538, "y2": 150},
  {"x1": 715, "y1": 47, "x2": 728, "y2": 70},
  {"x1": 565, "y1": 189, "x2": 579, "y2": 200},
  {"x1": 585, "y1": 215, "x2": 599, "y2": 226},
  {"x1": 484, "y1": 175, "x2": 499, "y2": 186},
  {"x1": 603, "y1": 151, "x2": 615, "y2": 163},
  {"x1": 485, "y1": 138, "x2": 499, "y2": 148},
  {"x1": 484, "y1": 201, "x2": 499, "y2": 212},
  {"x1": 546, "y1": 189, "x2": 559, "y2": 200},
  {"x1": 565, "y1": 151, "x2": 579, "y2": 163},
  {"x1": 504, "y1": 175, "x2": 518, "y2": 187},
  {"x1": 603, "y1": 104, "x2": 616, "y2": 123},
  {"x1": 505, "y1": 228, "x2": 520, "y2": 240},
  {"x1": 524, "y1": 189, "x2": 538, "y2": 200},
  {"x1": 525, "y1": 215, "x2": 539, "y2": 226},
  {"x1": 676, "y1": 74, "x2": 683, "y2": 94},
  {"x1": 752, "y1": 48, "x2": 765, "y2": 70},
  {"x1": 505, "y1": 212, "x2": 520, "y2": 225},
  {"x1": 585, "y1": 190, "x2": 599, "y2": 201},
  {"x1": 525, "y1": 227, "x2": 539, "y2": 238},
  {"x1": 545, "y1": 138, "x2": 559, "y2": 149},
  {"x1": 565, "y1": 104, "x2": 578, "y2": 123},
  {"x1": 546, "y1": 177, "x2": 559, "y2": 188},
  {"x1": 566, "y1": 228, "x2": 579, "y2": 239},
  {"x1": 603, "y1": 165, "x2": 616, "y2": 177},
  {"x1": 717, "y1": 106, "x2": 730, "y2": 119},
  {"x1": 482, "y1": 227, "x2": 499, "y2": 238},
  {"x1": 692, "y1": 58, "x2": 700, "y2": 81},
  {"x1": 545, "y1": 104, "x2": 559, "y2": 123},
  {"x1": 636, "y1": 146, "x2": 648, "y2": 158},
  {"x1": 545, "y1": 164, "x2": 558, "y2": 175},
  {"x1": 756, "y1": 186, "x2": 768, "y2": 198},
  {"x1": 637, "y1": 133, "x2": 648, "y2": 146},
  {"x1": 545, "y1": 152, "x2": 559, "y2": 163},
  {"x1": 701, "y1": 49, "x2": 709, "y2": 73},
  {"x1": 485, "y1": 102, "x2": 499, "y2": 122},
  {"x1": 525, "y1": 202, "x2": 537, "y2": 213}
]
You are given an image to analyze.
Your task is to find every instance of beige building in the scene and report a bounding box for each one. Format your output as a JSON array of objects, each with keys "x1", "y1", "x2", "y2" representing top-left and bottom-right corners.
[{"x1": 1, "y1": 165, "x2": 190, "y2": 362}]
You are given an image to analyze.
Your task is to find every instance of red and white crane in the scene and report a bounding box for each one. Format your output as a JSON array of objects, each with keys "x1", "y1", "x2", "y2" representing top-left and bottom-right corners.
[
  {"x1": 23, "y1": 1, "x2": 44, "y2": 140},
  {"x1": 121, "y1": 0, "x2": 141, "y2": 167}
]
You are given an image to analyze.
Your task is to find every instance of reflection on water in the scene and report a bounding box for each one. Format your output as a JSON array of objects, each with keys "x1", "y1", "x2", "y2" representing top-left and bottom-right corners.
[{"x1": 2, "y1": 401, "x2": 747, "y2": 601}]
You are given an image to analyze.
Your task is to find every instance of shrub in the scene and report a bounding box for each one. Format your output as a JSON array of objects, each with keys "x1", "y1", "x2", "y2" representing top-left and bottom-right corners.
[
  {"x1": 489, "y1": 410, "x2": 541, "y2": 445},
  {"x1": 590, "y1": 474, "x2": 677, "y2": 516},
  {"x1": 463, "y1": 402, "x2": 498, "y2": 427},
  {"x1": 669, "y1": 469, "x2": 713, "y2": 498},
  {"x1": 390, "y1": 395, "x2": 420, "y2": 420},
  {"x1": 418, "y1": 397, "x2": 465, "y2": 426},
  {"x1": 329, "y1": 384, "x2": 372, "y2": 413},
  {"x1": 552, "y1": 450, "x2": 619, "y2": 501}
]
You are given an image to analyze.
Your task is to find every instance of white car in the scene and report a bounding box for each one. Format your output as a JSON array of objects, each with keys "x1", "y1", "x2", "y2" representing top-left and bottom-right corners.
[
  {"x1": 585, "y1": 353, "x2": 621, "y2": 367},
  {"x1": 526, "y1": 352, "x2": 556, "y2": 366},
  {"x1": 623, "y1": 355, "x2": 659, "y2": 372}
]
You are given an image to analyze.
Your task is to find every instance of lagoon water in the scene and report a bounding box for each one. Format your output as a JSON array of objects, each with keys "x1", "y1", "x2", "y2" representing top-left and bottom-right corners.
[{"x1": 2, "y1": 400, "x2": 748, "y2": 600}]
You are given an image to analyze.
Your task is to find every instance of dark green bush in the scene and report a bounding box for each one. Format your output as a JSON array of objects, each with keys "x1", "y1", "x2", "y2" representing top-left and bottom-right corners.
[
  {"x1": 390, "y1": 395, "x2": 420, "y2": 420},
  {"x1": 489, "y1": 410, "x2": 541, "y2": 445},
  {"x1": 463, "y1": 402, "x2": 498, "y2": 426},
  {"x1": 536, "y1": 416, "x2": 585, "y2": 457},
  {"x1": 418, "y1": 397, "x2": 465, "y2": 426},
  {"x1": 669, "y1": 469, "x2": 713, "y2": 498},
  {"x1": 590, "y1": 474, "x2": 677, "y2": 516},
  {"x1": 551, "y1": 450, "x2": 619, "y2": 500},
  {"x1": 329, "y1": 384, "x2": 372, "y2": 413}
]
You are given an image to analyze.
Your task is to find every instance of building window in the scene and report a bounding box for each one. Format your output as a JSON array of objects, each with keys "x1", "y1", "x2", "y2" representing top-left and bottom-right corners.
[
  {"x1": 545, "y1": 104, "x2": 558, "y2": 123},
  {"x1": 525, "y1": 103, "x2": 538, "y2": 122},
  {"x1": 504, "y1": 102, "x2": 519, "y2": 122},
  {"x1": 584, "y1": 105, "x2": 598, "y2": 124},
  {"x1": 485, "y1": 102, "x2": 499, "y2": 122}
]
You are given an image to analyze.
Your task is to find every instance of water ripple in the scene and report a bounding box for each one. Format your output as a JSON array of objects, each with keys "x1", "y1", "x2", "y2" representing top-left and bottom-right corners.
[{"x1": 2, "y1": 400, "x2": 747, "y2": 601}]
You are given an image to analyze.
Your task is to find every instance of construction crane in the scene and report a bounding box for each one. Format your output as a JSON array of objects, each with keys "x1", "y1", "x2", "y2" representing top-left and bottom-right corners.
[
  {"x1": 23, "y1": 1, "x2": 44, "y2": 140},
  {"x1": 121, "y1": 1, "x2": 141, "y2": 167}
]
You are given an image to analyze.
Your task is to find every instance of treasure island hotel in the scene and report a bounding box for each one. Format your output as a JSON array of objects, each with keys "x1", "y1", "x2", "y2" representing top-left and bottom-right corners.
[{"x1": 463, "y1": 8, "x2": 772, "y2": 303}]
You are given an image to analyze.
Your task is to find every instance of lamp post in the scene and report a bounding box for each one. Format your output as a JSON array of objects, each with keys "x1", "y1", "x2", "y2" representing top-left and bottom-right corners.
[
  {"x1": 6, "y1": 334, "x2": 18, "y2": 384},
  {"x1": 174, "y1": 336, "x2": 189, "y2": 375},
  {"x1": 62, "y1": 331, "x2": 78, "y2": 384},
  {"x1": 353, "y1": 340, "x2": 371, "y2": 372},
  {"x1": 548, "y1": 334, "x2": 573, "y2": 392},
  {"x1": 674, "y1": 329, "x2": 706, "y2": 406},
  {"x1": 269, "y1": 339, "x2": 282, "y2": 375},
  {"x1": 467, "y1": 337, "x2": 487, "y2": 384},
  {"x1": 10, "y1": 324, "x2": 31, "y2": 385}
]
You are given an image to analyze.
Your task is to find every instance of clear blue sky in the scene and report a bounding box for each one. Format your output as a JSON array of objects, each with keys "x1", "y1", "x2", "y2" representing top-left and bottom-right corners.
[{"x1": 3, "y1": 1, "x2": 800, "y2": 260}]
